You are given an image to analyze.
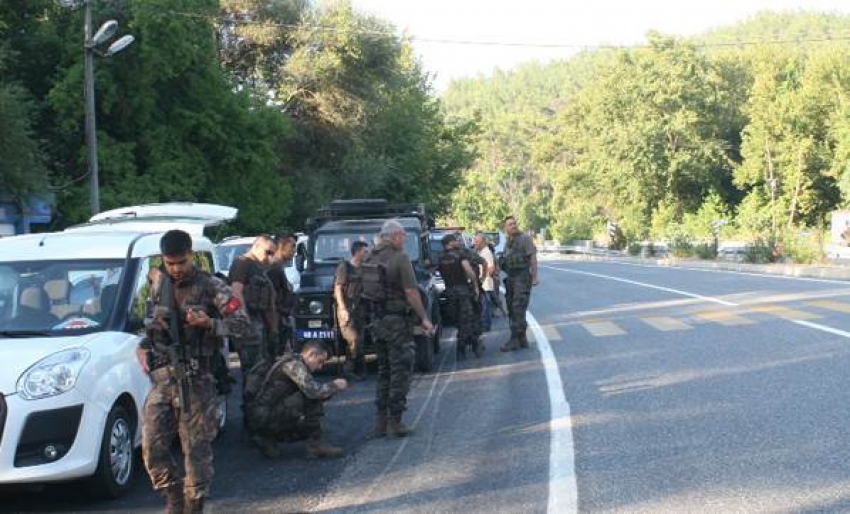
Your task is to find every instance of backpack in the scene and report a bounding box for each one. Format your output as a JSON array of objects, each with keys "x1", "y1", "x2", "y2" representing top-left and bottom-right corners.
[{"x1": 360, "y1": 246, "x2": 389, "y2": 303}]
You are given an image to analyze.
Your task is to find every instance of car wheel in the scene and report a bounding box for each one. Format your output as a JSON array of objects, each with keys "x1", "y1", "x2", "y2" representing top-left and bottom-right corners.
[
  {"x1": 89, "y1": 404, "x2": 135, "y2": 498},
  {"x1": 415, "y1": 334, "x2": 434, "y2": 372}
]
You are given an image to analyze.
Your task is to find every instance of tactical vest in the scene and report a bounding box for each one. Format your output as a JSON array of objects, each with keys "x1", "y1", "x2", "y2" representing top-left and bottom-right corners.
[
  {"x1": 438, "y1": 249, "x2": 467, "y2": 288},
  {"x1": 148, "y1": 269, "x2": 220, "y2": 369},
  {"x1": 360, "y1": 245, "x2": 390, "y2": 303},
  {"x1": 239, "y1": 258, "x2": 275, "y2": 313},
  {"x1": 244, "y1": 355, "x2": 300, "y2": 430},
  {"x1": 342, "y1": 261, "x2": 362, "y2": 301},
  {"x1": 503, "y1": 236, "x2": 531, "y2": 273}
]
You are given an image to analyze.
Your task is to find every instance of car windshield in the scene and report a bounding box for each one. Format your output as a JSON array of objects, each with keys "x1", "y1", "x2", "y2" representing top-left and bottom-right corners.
[
  {"x1": 314, "y1": 230, "x2": 420, "y2": 263},
  {"x1": 0, "y1": 259, "x2": 124, "y2": 335},
  {"x1": 215, "y1": 243, "x2": 251, "y2": 274}
]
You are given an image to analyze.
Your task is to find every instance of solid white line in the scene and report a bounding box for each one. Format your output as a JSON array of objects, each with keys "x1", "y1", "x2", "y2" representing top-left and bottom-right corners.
[
  {"x1": 541, "y1": 264, "x2": 737, "y2": 306},
  {"x1": 527, "y1": 310, "x2": 578, "y2": 514}
]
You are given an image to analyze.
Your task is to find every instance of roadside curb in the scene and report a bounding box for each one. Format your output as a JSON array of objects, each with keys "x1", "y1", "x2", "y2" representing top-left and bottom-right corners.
[{"x1": 539, "y1": 252, "x2": 850, "y2": 282}]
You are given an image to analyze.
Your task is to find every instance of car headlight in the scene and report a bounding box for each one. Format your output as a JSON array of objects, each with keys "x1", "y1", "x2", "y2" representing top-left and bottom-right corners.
[
  {"x1": 17, "y1": 348, "x2": 91, "y2": 400},
  {"x1": 309, "y1": 300, "x2": 324, "y2": 315}
]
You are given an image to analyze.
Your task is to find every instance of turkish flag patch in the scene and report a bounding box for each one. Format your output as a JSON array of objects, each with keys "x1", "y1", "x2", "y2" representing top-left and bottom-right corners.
[{"x1": 224, "y1": 296, "x2": 242, "y2": 315}]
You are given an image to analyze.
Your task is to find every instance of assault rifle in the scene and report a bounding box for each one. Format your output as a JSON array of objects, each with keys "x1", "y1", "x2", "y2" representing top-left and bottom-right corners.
[{"x1": 161, "y1": 275, "x2": 192, "y2": 415}]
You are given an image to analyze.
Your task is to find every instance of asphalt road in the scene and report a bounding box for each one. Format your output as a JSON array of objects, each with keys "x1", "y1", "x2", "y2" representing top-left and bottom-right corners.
[{"x1": 6, "y1": 257, "x2": 850, "y2": 513}]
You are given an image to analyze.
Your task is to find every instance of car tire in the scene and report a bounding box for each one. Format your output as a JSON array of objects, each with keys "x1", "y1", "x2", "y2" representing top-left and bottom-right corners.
[
  {"x1": 415, "y1": 334, "x2": 434, "y2": 372},
  {"x1": 89, "y1": 404, "x2": 135, "y2": 499}
]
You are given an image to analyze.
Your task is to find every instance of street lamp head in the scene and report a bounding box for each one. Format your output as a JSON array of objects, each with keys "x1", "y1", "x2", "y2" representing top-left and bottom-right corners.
[
  {"x1": 106, "y1": 35, "x2": 135, "y2": 56},
  {"x1": 92, "y1": 20, "x2": 118, "y2": 46}
]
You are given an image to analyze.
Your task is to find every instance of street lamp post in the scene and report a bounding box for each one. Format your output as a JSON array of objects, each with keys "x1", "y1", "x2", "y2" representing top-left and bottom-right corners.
[
  {"x1": 65, "y1": 0, "x2": 134, "y2": 215},
  {"x1": 83, "y1": 1, "x2": 99, "y2": 216}
]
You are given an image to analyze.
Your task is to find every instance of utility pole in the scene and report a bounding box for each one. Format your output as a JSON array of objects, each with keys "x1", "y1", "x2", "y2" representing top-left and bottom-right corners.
[{"x1": 83, "y1": 0, "x2": 100, "y2": 215}]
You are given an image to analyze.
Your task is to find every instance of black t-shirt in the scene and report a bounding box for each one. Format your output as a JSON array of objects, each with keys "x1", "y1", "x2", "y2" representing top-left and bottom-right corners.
[{"x1": 229, "y1": 255, "x2": 260, "y2": 285}]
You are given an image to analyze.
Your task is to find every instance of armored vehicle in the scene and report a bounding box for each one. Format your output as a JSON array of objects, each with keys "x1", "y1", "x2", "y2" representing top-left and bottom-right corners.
[{"x1": 293, "y1": 199, "x2": 443, "y2": 372}]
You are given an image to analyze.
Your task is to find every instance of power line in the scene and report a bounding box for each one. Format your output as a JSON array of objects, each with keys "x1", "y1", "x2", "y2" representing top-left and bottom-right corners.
[{"x1": 129, "y1": 5, "x2": 850, "y2": 50}]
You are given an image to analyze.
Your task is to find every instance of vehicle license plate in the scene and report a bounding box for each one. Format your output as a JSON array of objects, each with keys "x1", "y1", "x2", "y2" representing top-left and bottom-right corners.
[{"x1": 297, "y1": 329, "x2": 335, "y2": 339}]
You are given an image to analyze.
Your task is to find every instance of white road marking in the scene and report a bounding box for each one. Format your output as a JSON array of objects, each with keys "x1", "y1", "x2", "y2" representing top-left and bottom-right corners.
[
  {"x1": 527, "y1": 310, "x2": 578, "y2": 514},
  {"x1": 541, "y1": 264, "x2": 737, "y2": 306}
]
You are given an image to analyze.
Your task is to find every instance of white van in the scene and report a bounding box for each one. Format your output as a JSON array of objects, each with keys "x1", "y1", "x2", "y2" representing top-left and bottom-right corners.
[{"x1": 0, "y1": 203, "x2": 235, "y2": 498}]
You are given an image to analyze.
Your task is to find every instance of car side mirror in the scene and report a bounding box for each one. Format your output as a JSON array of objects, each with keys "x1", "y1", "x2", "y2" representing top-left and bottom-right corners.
[{"x1": 295, "y1": 254, "x2": 305, "y2": 272}]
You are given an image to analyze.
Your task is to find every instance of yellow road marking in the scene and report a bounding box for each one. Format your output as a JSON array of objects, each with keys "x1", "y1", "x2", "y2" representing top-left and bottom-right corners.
[
  {"x1": 640, "y1": 316, "x2": 692, "y2": 332},
  {"x1": 580, "y1": 319, "x2": 626, "y2": 337},
  {"x1": 748, "y1": 304, "x2": 822, "y2": 320},
  {"x1": 541, "y1": 324, "x2": 562, "y2": 342},
  {"x1": 694, "y1": 310, "x2": 755, "y2": 326},
  {"x1": 806, "y1": 300, "x2": 850, "y2": 314}
]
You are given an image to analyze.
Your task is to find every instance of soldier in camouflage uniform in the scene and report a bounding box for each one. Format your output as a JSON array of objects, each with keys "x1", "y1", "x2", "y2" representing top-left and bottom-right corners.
[
  {"x1": 244, "y1": 342, "x2": 348, "y2": 458},
  {"x1": 438, "y1": 234, "x2": 482, "y2": 358},
  {"x1": 367, "y1": 220, "x2": 435, "y2": 437},
  {"x1": 499, "y1": 216, "x2": 538, "y2": 352},
  {"x1": 229, "y1": 235, "x2": 277, "y2": 384},
  {"x1": 135, "y1": 230, "x2": 249, "y2": 514}
]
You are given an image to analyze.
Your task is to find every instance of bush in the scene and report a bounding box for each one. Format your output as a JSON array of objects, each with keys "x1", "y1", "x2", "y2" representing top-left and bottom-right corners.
[
  {"x1": 694, "y1": 242, "x2": 717, "y2": 260},
  {"x1": 669, "y1": 234, "x2": 694, "y2": 258},
  {"x1": 628, "y1": 242, "x2": 642, "y2": 256},
  {"x1": 743, "y1": 239, "x2": 775, "y2": 264}
]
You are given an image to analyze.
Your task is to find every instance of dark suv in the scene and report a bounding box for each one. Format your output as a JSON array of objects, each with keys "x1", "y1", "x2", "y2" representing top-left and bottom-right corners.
[{"x1": 293, "y1": 199, "x2": 443, "y2": 372}]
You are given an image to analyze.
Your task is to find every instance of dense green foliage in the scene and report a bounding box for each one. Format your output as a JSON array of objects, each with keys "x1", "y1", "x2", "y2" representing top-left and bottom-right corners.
[
  {"x1": 0, "y1": 0, "x2": 473, "y2": 233},
  {"x1": 442, "y1": 11, "x2": 850, "y2": 262}
]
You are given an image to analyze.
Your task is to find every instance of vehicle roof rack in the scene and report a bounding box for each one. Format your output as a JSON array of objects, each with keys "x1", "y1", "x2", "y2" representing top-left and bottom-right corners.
[{"x1": 307, "y1": 199, "x2": 432, "y2": 231}]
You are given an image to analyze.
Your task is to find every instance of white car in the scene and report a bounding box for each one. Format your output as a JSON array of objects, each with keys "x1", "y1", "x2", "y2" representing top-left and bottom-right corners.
[{"x1": 0, "y1": 202, "x2": 235, "y2": 498}]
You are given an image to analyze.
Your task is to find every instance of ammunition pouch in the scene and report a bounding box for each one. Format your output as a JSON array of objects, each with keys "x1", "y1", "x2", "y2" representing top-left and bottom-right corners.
[{"x1": 246, "y1": 274, "x2": 274, "y2": 311}]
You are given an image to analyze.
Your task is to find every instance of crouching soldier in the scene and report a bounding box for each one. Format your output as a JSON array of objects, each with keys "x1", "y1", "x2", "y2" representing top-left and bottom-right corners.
[{"x1": 244, "y1": 342, "x2": 348, "y2": 458}]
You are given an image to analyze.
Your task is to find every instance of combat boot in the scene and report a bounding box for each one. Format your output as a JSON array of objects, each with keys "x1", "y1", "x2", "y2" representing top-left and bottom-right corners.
[
  {"x1": 473, "y1": 337, "x2": 484, "y2": 358},
  {"x1": 500, "y1": 337, "x2": 519, "y2": 352},
  {"x1": 387, "y1": 417, "x2": 413, "y2": 438},
  {"x1": 306, "y1": 439, "x2": 343, "y2": 458},
  {"x1": 252, "y1": 434, "x2": 281, "y2": 458},
  {"x1": 162, "y1": 485, "x2": 184, "y2": 514},
  {"x1": 518, "y1": 333, "x2": 530, "y2": 349},
  {"x1": 184, "y1": 496, "x2": 205, "y2": 514},
  {"x1": 374, "y1": 413, "x2": 388, "y2": 437}
]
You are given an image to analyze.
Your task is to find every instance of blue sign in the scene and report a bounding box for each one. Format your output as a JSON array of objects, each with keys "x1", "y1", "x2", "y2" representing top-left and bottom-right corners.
[{"x1": 296, "y1": 329, "x2": 336, "y2": 340}]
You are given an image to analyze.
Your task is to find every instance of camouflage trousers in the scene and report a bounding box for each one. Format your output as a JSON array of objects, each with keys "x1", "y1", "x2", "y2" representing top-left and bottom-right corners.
[
  {"x1": 247, "y1": 391, "x2": 324, "y2": 441},
  {"x1": 505, "y1": 272, "x2": 532, "y2": 340},
  {"x1": 142, "y1": 369, "x2": 217, "y2": 501},
  {"x1": 374, "y1": 313, "x2": 415, "y2": 418},
  {"x1": 448, "y1": 286, "x2": 478, "y2": 353},
  {"x1": 235, "y1": 317, "x2": 269, "y2": 387}
]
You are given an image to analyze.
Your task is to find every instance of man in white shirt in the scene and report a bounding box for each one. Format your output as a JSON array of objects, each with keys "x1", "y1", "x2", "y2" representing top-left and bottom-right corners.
[{"x1": 473, "y1": 232, "x2": 495, "y2": 332}]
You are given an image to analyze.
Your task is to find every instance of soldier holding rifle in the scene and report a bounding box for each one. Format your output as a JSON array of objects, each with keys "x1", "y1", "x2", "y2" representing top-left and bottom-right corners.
[{"x1": 135, "y1": 229, "x2": 249, "y2": 513}]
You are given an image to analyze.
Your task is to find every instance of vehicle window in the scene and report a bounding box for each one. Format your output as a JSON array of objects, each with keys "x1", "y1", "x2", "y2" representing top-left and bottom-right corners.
[
  {"x1": 0, "y1": 259, "x2": 124, "y2": 334},
  {"x1": 195, "y1": 251, "x2": 214, "y2": 273},
  {"x1": 214, "y1": 244, "x2": 250, "y2": 273},
  {"x1": 314, "y1": 231, "x2": 420, "y2": 262},
  {"x1": 130, "y1": 257, "x2": 154, "y2": 323}
]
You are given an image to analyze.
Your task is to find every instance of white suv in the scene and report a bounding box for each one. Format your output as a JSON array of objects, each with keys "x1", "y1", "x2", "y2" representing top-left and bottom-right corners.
[{"x1": 0, "y1": 203, "x2": 235, "y2": 498}]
